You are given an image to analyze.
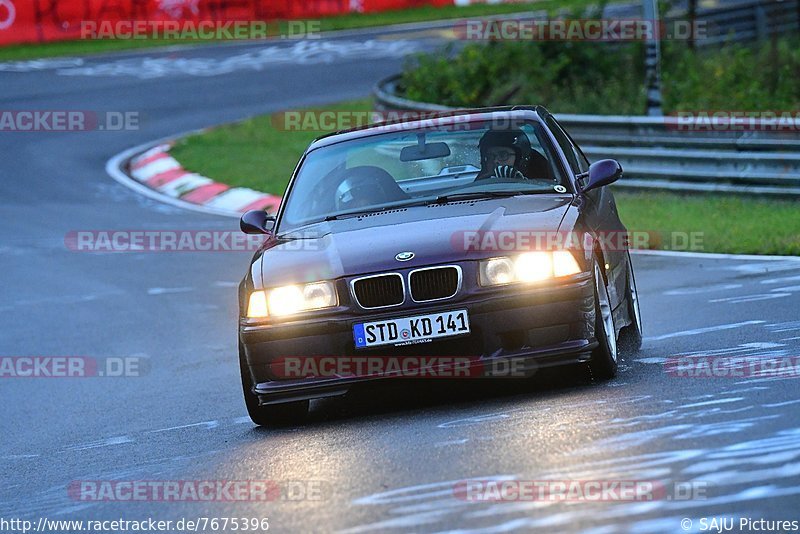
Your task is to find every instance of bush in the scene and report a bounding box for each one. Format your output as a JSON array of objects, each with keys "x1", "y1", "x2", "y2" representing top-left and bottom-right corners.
[
  {"x1": 401, "y1": 30, "x2": 800, "y2": 114},
  {"x1": 402, "y1": 39, "x2": 646, "y2": 114},
  {"x1": 661, "y1": 37, "x2": 800, "y2": 112}
]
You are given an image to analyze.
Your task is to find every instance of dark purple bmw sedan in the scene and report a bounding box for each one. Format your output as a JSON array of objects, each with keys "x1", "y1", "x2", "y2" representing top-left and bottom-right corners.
[{"x1": 237, "y1": 107, "x2": 642, "y2": 426}]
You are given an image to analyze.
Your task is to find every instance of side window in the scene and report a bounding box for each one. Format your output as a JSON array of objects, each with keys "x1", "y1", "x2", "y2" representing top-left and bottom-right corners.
[
  {"x1": 524, "y1": 123, "x2": 566, "y2": 184},
  {"x1": 576, "y1": 150, "x2": 590, "y2": 173},
  {"x1": 558, "y1": 119, "x2": 590, "y2": 173},
  {"x1": 546, "y1": 116, "x2": 590, "y2": 174}
]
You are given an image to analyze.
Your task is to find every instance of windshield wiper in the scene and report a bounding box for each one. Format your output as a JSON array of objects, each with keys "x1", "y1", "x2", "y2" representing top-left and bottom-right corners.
[
  {"x1": 430, "y1": 189, "x2": 550, "y2": 204},
  {"x1": 324, "y1": 209, "x2": 378, "y2": 221},
  {"x1": 322, "y1": 189, "x2": 554, "y2": 220},
  {"x1": 323, "y1": 200, "x2": 429, "y2": 221}
]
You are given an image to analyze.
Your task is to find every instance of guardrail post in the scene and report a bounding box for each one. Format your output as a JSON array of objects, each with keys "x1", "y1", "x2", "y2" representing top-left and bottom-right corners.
[{"x1": 642, "y1": 0, "x2": 663, "y2": 116}]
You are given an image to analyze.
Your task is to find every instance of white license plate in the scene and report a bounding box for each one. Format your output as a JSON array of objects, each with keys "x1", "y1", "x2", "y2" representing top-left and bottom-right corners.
[{"x1": 353, "y1": 309, "x2": 470, "y2": 349}]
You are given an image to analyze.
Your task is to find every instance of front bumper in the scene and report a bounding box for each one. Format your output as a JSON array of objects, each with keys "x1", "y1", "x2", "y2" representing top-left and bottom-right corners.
[{"x1": 240, "y1": 273, "x2": 596, "y2": 405}]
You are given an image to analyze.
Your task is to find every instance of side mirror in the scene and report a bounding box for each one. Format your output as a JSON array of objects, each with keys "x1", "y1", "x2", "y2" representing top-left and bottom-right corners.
[
  {"x1": 240, "y1": 210, "x2": 276, "y2": 234},
  {"x1": 581, "y1": 159, "x2": 623, "y2": 194}
]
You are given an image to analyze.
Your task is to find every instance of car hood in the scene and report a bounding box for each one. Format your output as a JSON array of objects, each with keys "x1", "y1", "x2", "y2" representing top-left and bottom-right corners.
[{"x1": 258, "y1": 195, "x2": 574, "y2": 286}]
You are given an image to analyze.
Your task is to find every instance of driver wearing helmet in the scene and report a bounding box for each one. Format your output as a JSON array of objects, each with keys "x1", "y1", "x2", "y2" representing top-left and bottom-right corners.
[
  {"x1": 335, "y1": 175, "x2": 383, "y2": 211},
  {"x1": 333, "y1": 166, "x2": 409, "y2": 212},
  {"x1": 475, "y1": 128, "x2": 533, "y2": 181}
]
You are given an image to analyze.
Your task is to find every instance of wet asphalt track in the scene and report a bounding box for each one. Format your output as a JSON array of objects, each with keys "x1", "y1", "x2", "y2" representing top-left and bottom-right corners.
[{"x1": 2, "y1": 23, "x2": 800, "y2": 534}]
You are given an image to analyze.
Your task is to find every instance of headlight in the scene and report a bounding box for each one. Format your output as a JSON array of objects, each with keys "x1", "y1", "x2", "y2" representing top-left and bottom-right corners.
[
  {"x1": 267, "y1": 285, "x2": 306, "y2": 316},
  {"x1": 479, "y1": 251, "x2": 582, "y2": 286},
  {"x1": 552, "y1": 250, "x2": 582, "y2": 278},
  {"x1": 514, "y1": 251, "x2": 552, "y2": 282},
  {"x1": 247, "y1": 281, "x2": 338, "y2": 318},
  {"x1": 481, "y1": 257, "x2": 515, "y2": 286},
  {"x1": 247, "y1": 290, "x2": 269, "y2": 318}
]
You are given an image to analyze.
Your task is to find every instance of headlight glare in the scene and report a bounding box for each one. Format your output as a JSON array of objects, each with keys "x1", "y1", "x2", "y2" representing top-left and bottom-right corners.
[
  {"x1": 514, "y1": 251, "x2": 552, "y2": 282},
  {"x1": 479, "y1": 251, "x2": 582, "y2": 286},
  {"x1": 268, "y1": 285, "x2": 305, "y2": 316},
  {"x1": 553, "y1": 250, "x2": 582, "y2": 277},
  {"x1": 246, "y1": 290, "x2": 269, "y2": 318},
  {"x1": 256, "y1": 281, "x2": 338, "y2": 317}
]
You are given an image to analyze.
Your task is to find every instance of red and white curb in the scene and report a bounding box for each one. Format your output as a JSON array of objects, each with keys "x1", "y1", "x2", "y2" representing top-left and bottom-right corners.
[{"x1": 126, "y1": 143, "x2": 282, "y2": 217}]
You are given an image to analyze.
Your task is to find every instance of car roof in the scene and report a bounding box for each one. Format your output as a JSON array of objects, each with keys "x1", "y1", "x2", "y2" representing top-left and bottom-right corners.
[{"x1": 306, "y1": 105, "x2": 551, "y2": 151}]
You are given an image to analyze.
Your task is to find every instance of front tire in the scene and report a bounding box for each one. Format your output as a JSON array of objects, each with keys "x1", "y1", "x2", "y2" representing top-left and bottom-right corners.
[
  {"x1": 239, "y1": 343, "x2": 309, "y2": 427},
  {"x1": 618, "y1": 252, "x2": 643, "y2": 354},
  {"x1": 588, "y1": 261, "x2": 618, "y2": 380}
]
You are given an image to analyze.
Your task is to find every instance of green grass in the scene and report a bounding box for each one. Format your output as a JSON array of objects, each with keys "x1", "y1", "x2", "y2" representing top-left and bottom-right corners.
[
  {"x1": 172, "y1": 100, "x2": 799, "y2": 256},
  {"x1": 319, "y1": 0, "x2": 600, "y2": 31},
  {"x1": 0, "y1": 0, "x2": 603, "y2": 61},
  {"x1": 615, "y1": 192, "x2": 800, "y2": 256}
]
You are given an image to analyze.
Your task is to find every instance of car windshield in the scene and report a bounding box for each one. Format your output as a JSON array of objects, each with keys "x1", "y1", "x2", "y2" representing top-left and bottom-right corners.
[{"x1": 279, "y1": 120, "x2": 568, "y2": 231}]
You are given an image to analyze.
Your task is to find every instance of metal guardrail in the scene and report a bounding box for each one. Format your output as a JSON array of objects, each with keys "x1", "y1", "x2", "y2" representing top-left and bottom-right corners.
[
  {"x1": 373, "y1": 75, "x2": 800, "y2": 197},
  {"x1": 548, "y1": 113, "x2": 800, "y2": 152},
  {"x1": 688, "y1": 0, "x2": 800, "y2": 46}
]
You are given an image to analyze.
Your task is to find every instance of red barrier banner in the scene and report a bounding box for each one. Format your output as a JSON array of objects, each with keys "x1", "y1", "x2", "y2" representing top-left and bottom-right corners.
[
  {"x1": 0, "y1": 0, "x2": 453, "y2": 46},
  {"x1": 0, "y1": 0, "x2": 451, "y2": 46}
]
